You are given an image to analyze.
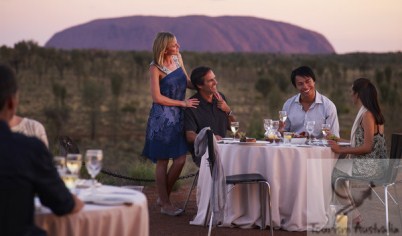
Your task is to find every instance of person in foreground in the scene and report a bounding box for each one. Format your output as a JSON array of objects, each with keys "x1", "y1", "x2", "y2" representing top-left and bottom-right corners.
[
  {"x1": 142, "y1": 32, "x2": 199, "y2": 216},
  {"x1": 281, "y1": 65, "x2": 339, "y2": 138},
  {"x1": 0, "y1": 64, "x2": 83, "y2": 236},
  {"x1": 9, "y1": 114, "x2": 49, "y2": 147},
  {"x1": 184, "y1": 66, "x2": 235, "y2": 166},
  {"x1": 329, "y1": 78, "x2": 387, "y2": 224}
]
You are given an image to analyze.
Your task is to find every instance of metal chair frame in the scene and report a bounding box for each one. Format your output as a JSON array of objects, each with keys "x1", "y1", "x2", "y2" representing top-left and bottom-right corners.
[
  {"x1": 203, "y1": 129, "x2": 273, "y2": 236},
  {"x1": 334, "y1": 133, "x2": 402, "y2": 236},
  {"x1": 183, "y1": 169, "x2": 199, "y2": 211}
]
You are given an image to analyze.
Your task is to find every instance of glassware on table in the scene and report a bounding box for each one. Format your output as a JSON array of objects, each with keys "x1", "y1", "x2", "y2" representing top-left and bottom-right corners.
[
  {"x1": 61, "y1": 174, "x2": 79, "y2": 189},
  {"x1": 283, "y1": 132, "x2": 293, "y2": 145},
  {"x1": 266, "y1": 120, "x2": 280, "y2": 143},
  {"x1": 230, "y1": 122, "x2": 239, "y2": 141},
  {"x1": 279, "y1": 111, "x2": 287, "y2": 123},
  {"x1": 305, "y1": 121, "x2": 316, "y2": 145},
  {"x1": 271, "y1": 120, "x2": 280, "y2": 132},
  {"x1": 321, "y1": 123, "x2": 331, "y2": 138},
  {"x1": 263, "y1": 119, "x2": 272, "y2": 137},
  {"x1": 62, "y1": 154, "x2": 81, "y2": 192},
  {"x1": 66, "y1": 153, "x2": 82, "y2": 176},
  {"x1": 53, "y1": 156, "x2": 67, "y2": 176},
  {"x1": 85, "y1": 149, "x2": 103, "y2": 188}
]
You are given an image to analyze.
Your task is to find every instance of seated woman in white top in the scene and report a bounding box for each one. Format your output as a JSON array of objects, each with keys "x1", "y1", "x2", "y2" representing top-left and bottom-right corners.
[{"x1": 9, "y1": 115, "x2": 49, "y2": 148}]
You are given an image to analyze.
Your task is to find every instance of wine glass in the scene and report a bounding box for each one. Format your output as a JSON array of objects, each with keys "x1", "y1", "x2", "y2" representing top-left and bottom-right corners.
[
  {"x1": 65, "y1": 154, "x2": 82, "y2": 190},
  {"x1": 321, "y1": 123, "x2": 331, "y2": 138},
  {"x1": 53, "y1": 156, "x2": 67, "y2": 176},
  {"x1": 271, "y1": 120, "x2": 280, "y2": 133},
  {"x1": 85, "y1": 149, "x2": 103, "y2": 188},
  {"x1": 263, "y1": 119, "x2": 272, "y2": 136},
  {"x1": 230, "y1": 122, "x2": 239, "y2": 141},
  {"x1": 66, "y1": 154, "x2": 82, "y2": 176},
  {"x1": 279, "y1": 111, "x2": 287, "y2": 123},
  {"x1": 305, "y1": 121, "x2": 316, "y2": 144}
]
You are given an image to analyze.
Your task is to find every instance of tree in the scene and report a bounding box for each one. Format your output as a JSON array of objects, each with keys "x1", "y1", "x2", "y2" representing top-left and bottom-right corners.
[
  {"x1": 82, "y1": 78, "x2": 105, "y2": 140},
  {"x1": 109, "y1": 73, "x2": 124, "y2": 142}
]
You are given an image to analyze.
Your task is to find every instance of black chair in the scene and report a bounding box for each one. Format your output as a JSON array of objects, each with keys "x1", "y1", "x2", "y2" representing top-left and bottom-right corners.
[
  {"x1": 205, "y1": 129, "x2": 274, "y2": 235},
  {"x1": 183, "y1": 169, "x2": 199, "y2": 212},
  {"x1": 183, "y1": 145, "x2": 202, "y2": 211},
  {"x1": 334, "y1": 133, "x2": 402, "y2": 235}
]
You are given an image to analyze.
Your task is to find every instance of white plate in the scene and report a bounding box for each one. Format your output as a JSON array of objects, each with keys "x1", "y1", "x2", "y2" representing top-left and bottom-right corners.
[
  {"x1": 338, "y1": 142, "x2": 351, "y2": 146},
  {"x1": 293, "y1": 144, "x2": 311, "y2": 147},
  {"x1": 291, "y1": 138, "x2": 307, "y2": 144},
  {"x1": 218, "y1": 140, "x2": 239, "y2": 144},
  {"x1": 236, "y1": 140, "x2": 270, "y2": 146},
  {"x1": 222, "y1": 138, "x2": 234, "y2": 140},
  {"x1": 76, "y1": 179, "x2": 102, "y2": 189},
  {"x1": 93, "y1": 197, "x2": 132, "y2": 206},
  {"x1": 83, "y1": 195, "x2": 133, "y2": 205}
]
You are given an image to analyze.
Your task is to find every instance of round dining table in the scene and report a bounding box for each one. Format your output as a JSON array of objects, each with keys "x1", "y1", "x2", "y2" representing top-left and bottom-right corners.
[
  {"x1": 35, "y1": 185, "x2": 149, "y2": 236},
  {"x1": 190, "y1": 141, "x2": 338, "y2": 231}
]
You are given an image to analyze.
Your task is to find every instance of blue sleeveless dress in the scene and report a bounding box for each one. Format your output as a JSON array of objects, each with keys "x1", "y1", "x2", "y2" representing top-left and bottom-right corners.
[{"x1": 142, "y1": 60, "x2": 188, "y2": 163}]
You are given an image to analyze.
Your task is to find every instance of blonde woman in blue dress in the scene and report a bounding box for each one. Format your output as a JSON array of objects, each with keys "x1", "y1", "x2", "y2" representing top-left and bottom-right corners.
[{"x1": 142, "y1": 32, "x2": 199, "y2": 216}]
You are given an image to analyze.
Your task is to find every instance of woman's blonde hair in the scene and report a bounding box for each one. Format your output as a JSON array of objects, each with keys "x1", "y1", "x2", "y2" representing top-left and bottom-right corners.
[{"x1": 152, "y1": 32, "x2": 175, "y2": 66}]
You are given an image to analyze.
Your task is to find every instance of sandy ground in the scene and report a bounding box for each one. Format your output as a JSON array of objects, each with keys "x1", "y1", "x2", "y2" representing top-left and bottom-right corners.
[{"x1": 142, "y1": 173, "x2": 402, "y2": 236}]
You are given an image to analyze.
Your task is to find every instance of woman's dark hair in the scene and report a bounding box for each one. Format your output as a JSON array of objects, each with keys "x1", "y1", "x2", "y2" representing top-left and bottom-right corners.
[
  {"x1": 290, "y1": 66, "x2": 316, "y2": 87},
  {"x1": 352, "y1": 78, "x2": 385, "y2": 125},
  {"x1": 0, "y1": 64, "x2": 18, "y2": 110},
  {"x1": 190, "y1": 66, "x2": 211, "y2": 91}
]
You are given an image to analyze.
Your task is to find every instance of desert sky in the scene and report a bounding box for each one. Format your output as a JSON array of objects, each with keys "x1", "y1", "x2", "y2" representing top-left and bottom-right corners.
[{"x1": 1, "y1": 0, "x2": 401, "y2": 53}]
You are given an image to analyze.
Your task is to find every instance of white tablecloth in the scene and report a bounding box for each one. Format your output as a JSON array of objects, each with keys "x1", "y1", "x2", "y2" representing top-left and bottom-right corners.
[
  {"x1": 35, "y1": 185, "x2": 149, "y2": 236},
  {"x1": 190, "y1": 143, "x2": 337, "y2": 231}
]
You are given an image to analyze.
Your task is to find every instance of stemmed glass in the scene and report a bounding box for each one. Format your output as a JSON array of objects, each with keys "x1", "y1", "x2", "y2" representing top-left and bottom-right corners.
[
  {"x1": 271, "y1": 120, "x2": 281, "y2": 142},
  {"x1": 271, "y1": 120, "x2": 280, "y2": 133},
  {"x1": 279, "y1": 111, "x2": 287, "y2": 123},
  {"x1": 53, "y1": 156, "x2": 67, "y2": 176},
  {"x1": 66, "y1": 154, "x2": 82, "y2": 176},
  {"x1": 321, "y1": 123, "x2": 331, "y2": 138},
  {"x1": 65, "y1": 154, "x2": 82, "y2": 189},
  {"x1": 305, "y1": 121, "x2": 316, "y2": 145},
  {"x1": 230, "y1": 122, "x2": 239, "y2": 141},
  {"x1": 85, "y1": 149, "x2": 103, "y2": 189},
  {"x1": 263, "y1": 119, "x2": 272, "y2": 137}
]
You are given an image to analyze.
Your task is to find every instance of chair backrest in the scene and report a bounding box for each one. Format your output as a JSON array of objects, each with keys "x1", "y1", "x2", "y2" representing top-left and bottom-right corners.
[
  {"x1": 386, "y1": 133, "x2": 402, "y2": 183},
  {"x1": 206, "y1": 129, "x2": 215, "y2": 176},
  {"x1": 59, "y1": 136, "x2": 80, "y2": 156}
]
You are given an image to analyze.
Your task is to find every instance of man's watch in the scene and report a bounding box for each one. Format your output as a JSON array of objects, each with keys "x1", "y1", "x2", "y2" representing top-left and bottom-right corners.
[{"x1": 227, "y1": 110, "x2": 233, "y2": 116}]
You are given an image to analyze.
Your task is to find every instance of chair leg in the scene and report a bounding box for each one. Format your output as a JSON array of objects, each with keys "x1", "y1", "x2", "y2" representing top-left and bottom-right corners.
[
  {"x1": 266, "y1": 182, "x2": 273, "y2": 236},
  {"x1": 385, "y1": 186, "x2": 390, "y2": 235},
  {"x1": 392, "y1": 184, "x2": 402, "y2": 233},
  {"x1": 207, "y1": 211, "x2": 214, "y2": 236},
  {"x1": 183, "y1": 170, "x2": 199, "y2": 211},
  {"x1": 204, "y1": 201, "x2": 211, "y2": 227},
  {"x1": 259, "y1": 183, "x2": 266, "y2": 230},
  {"x1": 204, "y1": 200, "x2": 214, "y2": 236},
  {"x1": 260, "y1": 181, "x2": 273, "y2": 235}
]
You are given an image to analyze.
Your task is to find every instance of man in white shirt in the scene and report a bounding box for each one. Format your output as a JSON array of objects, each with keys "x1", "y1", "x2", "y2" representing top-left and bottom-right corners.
[{"x1": 281, "y1": 65, "x2": 339, "y2": 138}]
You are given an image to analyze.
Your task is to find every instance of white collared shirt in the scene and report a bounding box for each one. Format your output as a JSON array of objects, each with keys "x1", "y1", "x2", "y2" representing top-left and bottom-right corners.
[{"x1": 282, "y1": 91, "x2": 340, "y2": 138}]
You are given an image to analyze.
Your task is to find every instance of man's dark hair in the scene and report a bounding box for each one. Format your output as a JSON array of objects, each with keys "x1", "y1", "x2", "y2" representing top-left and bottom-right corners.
[
  {"x1": 190, "y1": 66, "x2": 212, "y2": 91},
  {"x1": 0, "y1": 64, "x2": 18, "y2": 110},
  {"x1": 290, "y1": 66, "x2": 316, "y2": 87}
]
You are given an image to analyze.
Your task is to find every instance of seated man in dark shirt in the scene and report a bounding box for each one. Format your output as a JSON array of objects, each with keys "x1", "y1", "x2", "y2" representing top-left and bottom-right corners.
[
  {"x1": 184, "y1": 66, "x2": 235, "y2": 166},
  {"x1": 0, "y1": 64, "x2": 84, "y2": 236}
]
